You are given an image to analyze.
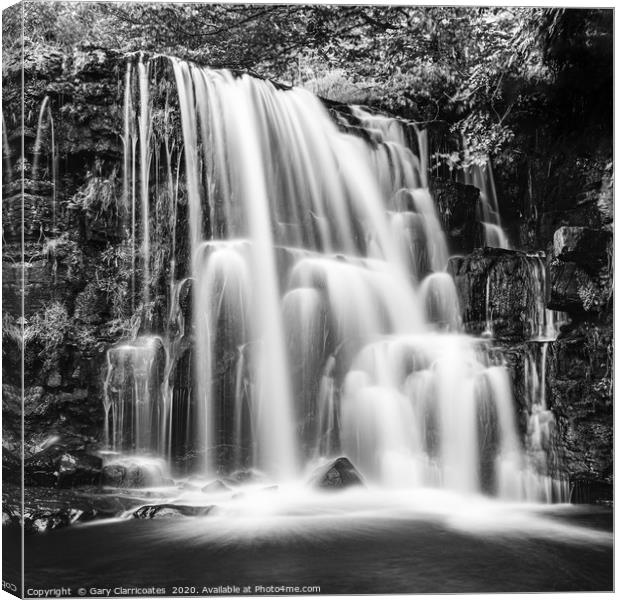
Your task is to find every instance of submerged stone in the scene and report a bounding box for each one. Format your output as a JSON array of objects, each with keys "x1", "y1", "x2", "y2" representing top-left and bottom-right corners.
[{"x1": 309, "y1": 457, "x2": 365, "y2": 490}]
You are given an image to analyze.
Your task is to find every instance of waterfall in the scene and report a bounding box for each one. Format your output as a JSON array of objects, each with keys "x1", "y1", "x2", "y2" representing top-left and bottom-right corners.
[
  {"x1": 138, "y1": 58, "x2": 152, "y2": 309},
  {"x1": 32, "y1": 96, "x2": 57, "y2": 232},
  {"x1": 526, "y1": 253, "x2": 568, "y2": 340},
  {"x1": 102, "y1": 59, "x2": 565, "y2": 500},
  {"x1": 463, "y1": 154, "x2": 510, "y2": 249},
  {"x1": 522, "y1": 342, "x2": 569, "y2": 502},
  {"x1": 103, "y1": 337, "x2": 165, "y2": 453},
  {"x1": 32, "y1": 95, "x2": 51, "y2": 179}
]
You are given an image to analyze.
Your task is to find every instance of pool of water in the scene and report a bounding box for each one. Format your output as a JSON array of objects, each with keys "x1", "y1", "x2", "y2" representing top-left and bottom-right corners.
[{"x1": 22, "y1": 488, "x2": 613, "y2": 595}]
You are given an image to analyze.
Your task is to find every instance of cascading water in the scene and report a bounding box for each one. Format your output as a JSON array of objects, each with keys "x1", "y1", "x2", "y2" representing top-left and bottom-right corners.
[
  {"x1": 462, "y1": 152, "x2": 510, "y2": 249},
  {"x1": 521, "y1": 341, "x2": 569, "y2": 502},
  {"x1": 527, "y1": 253, "x2": 568, "y2": 340},
  {"x1": 103, "y1": 336, "x2": 165, "y2": 453},
  {"x1": 102, "y1": 58, "x2": 566, "y2": 502},
  {"x1": 138, "y1": 57, "x2": 152, "y2": 309},
  {"x1": 32, "y1": 95, "x2": 57, "y2": 232},
  {"x1": 121, "y1": 62, "x2": 138, "y2": 309}
]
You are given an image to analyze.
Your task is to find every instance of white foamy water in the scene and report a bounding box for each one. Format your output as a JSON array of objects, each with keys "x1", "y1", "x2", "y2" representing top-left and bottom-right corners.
[{"x1": 102, "y1": 60, "x2": 568, "y2": 503}]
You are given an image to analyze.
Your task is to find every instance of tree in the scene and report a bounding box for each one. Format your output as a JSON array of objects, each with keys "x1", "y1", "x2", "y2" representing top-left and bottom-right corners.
[{"x1": 3, "y1": 3, "x2": 611, "y2": 165}]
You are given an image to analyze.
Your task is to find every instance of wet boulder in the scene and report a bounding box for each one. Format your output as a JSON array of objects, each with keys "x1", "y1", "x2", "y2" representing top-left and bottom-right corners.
[
  {"x1": 24, "y1": 444, "x2": 102, "y2": 487},
  {"x1": 102, "y1": 459, "x2": 172, "y2": 488},
  {"x1": 24, "y1": 507, "x2": 84, "y2": 534},
  {"x1": 132, "y1": 504, "x2": 214, "y2": 520},
  {"x1": 101, "y1": 463, "x2": 127, "y2": 487},
  {"x1": 309, "y1": 457, "x2": 365, "y2": 490},
  {"x1": 56, "y1": 452, "x2": 102, "y2": 488}
]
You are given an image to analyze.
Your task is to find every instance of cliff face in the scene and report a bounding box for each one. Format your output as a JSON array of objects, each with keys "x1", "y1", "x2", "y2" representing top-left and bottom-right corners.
[
  {"x1": 3, "y1": 45, "x2": 128, "y2": 464},
  {"x1": 2, "y1": 46, "x2": 613, "y2": 501},
  {"x1": 547, "y1": 223, "x2": 613, "y2": 499}
]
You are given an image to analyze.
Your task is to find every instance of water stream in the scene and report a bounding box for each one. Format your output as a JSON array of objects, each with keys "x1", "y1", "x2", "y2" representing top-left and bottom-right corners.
[{"x1": 32, "y1": 95, "x2": 58, "y2": 233}]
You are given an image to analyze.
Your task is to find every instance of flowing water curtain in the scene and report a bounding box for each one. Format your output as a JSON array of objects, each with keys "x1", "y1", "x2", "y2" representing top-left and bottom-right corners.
[
  {"x1": 32, "y1": 96, "x2": 58, "y2": 233},
  {"x1": 103, "y1": 57, "x2": 566, "y2": 500},
  {"x1": 526, "y1": 253, "x2": 569, "y2": 340},
  {"x1": 103, "y1": 337, "x2": 165, "y2": 453},
  {"x1": 461, "y1": 139, "x2": 511, "y2": 249}
]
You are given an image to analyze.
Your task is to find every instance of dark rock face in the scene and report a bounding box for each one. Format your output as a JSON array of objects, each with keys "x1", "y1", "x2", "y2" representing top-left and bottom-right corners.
[
  {"x1": 431, "y1": 178, "x2": 483, "y2": 254},
  {"x1": 547, "y1": 321, "x2": 612, "y2": 495},
  {"x1": 548, "y1": 260, "x2": 589, "y2": 313},
  {"x1": 504, "y1": 134, "x2": 612, "y2": 252},
  {"x1": 24, "y1": 444, "x2": 102, "y2": 488},
  {"x1": 448, "y1": 248, "x2": 546, "y2": 341},
  {"x1": 543, "y1": 221, "x2": 612, "y2": 502},
  {"x1": 3, "y1": 45, "x2": 132, "y2": 475},
  {"x1": 553, "y1": 226, "x2": 611, "y2": 268},
  {"x1": 132, "y1": 504, "x2": 214, "y2": 519},
  {"x1": 548, "y1": 225, "x2": 612, "y2": 315},
  {"x1": 309, "y1": 457, "x2": 365, "y2": 490}
]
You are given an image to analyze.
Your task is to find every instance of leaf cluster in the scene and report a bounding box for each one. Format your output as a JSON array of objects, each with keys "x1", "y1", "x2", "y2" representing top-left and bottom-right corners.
[{"x1": 3, "y1": 3, "x2": 611, "y2": 165}]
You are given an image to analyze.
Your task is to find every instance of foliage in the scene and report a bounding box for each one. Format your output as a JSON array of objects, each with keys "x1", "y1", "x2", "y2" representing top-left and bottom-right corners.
[
  {"x1": 41, "y1": 233, "x2": 85, "y2": 284},
  {"x1": 2, "y1": 312, "x2": 23, "y2": 350},
  {"x1": 3, "y1": 3, "x2": 612, "y2": 166},
  {"x1": 27, "y1": 302, "x2": 72, "y2": 371},
  {"x1": 29, "y1": 301, "x2": 71, "y2": 348},
  {"x1": 69, "y1": 166, "x2": 123, "y2": 218}
]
